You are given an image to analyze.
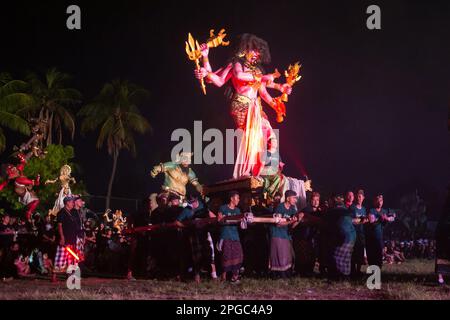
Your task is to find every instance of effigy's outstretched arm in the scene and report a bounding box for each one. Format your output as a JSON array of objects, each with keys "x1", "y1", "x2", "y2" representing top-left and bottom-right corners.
[
  {"x1": 205, "y1": 64, "x2": 233, "y2": 87},
  {"x1": 194, "y1": 42, "x2": 232, "y2": 88},
  {"x1": 266, "y1": 81, "x2": 292, "y2": 95},
  {"x1": 195, "y1": 64, "x2": 233, "y2": 88},
  {"x1": 150, "y1": 161, "x2": 178, "y2": 178},
  {"x1": 188, "y1": 169, "x2": 203, "y2": 194},
  {"x1": 261, "y1": 69, "x2": 281, "y2": 84},
  {"x1": 44, "y1": 177, "x2": 58, "y2": 185},
  {"x1": 258, "y1": 83, "x2": 277, "y2": 107},
  {"x1": 263, "y1": 69, "x2": 292, "y2": 95},
  {"x1": 150, "y1": 163, "x2": 164, "y2": 178},
  {"x1": 259, "y1": 83, "x2": 287, "y2": 123}
]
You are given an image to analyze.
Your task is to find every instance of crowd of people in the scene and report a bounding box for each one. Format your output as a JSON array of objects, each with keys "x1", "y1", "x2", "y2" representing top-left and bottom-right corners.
[
  {"x1": 1, "y1": 187, "x2": 439, "y2": 284},
  {"x1": 382, "y1": 239, "x2": 435, "y2": 265}
]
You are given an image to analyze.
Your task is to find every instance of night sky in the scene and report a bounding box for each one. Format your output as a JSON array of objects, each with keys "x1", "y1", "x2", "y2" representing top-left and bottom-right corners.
[{"x1": 1, "y1": 0, "x2": 449, "y2": 216}]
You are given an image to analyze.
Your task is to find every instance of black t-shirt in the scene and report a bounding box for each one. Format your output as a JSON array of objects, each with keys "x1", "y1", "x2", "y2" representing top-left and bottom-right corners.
[
  {"x1": 72, "y1": 208, "x2": 85, "y2": 237},
  {"x1": 56, "y1": 208, "x2": 81, "y2": 245}
]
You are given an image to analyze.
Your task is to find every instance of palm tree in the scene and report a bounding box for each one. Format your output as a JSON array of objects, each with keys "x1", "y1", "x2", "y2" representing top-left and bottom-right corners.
[
  {"x1": 0, "y1": 73, "x2": 31, "y2": 153},
  {"x1": 16, "y1": 68, "x2": 82, "y2": 145},
  {"x1": 79, "y1": 79, "x2": 151, "y2": 209}
]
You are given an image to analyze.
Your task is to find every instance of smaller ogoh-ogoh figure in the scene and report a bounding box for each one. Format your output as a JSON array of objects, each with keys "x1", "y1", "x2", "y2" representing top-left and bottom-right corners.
[
  {"x1": 45, "y1": 164, "x2": 76, "y2": 216},
  {"x1": 150, "y1": 152, "x2": 203, "y2": 199},
  {"x1": 194, "y1": 33, "x2": 295, "y2": 179},
  {"x1": 0, "y1": 152, "x2": 32, "y2": 191},
  {"x1": 0, "y1": 154, "x2": 40, "y2": 221},
  {"x1": 14, "y1": 176, "x2": 40, "y2": 222},
  {"x1": 112, "y1": 210, "x2": 127, "y2": 232},
  {"x1": 16, "y1": 117, "x2": 47, "y2": 160},
  {"x1": 259, "y1": 137, "x2": 311, "y2": 208}
]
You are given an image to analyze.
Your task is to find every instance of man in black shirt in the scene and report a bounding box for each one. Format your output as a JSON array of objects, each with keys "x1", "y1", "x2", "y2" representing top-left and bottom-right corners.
[{"x1": 54, "y1": 195, "x2": 81, "y2": 272}]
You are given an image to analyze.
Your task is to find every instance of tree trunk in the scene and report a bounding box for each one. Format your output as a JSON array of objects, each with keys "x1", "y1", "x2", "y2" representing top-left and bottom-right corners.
[
  {"x1": 106, "y1": 148, "x2": 119, "y2": 210},
  {"x1": 57, "y1": 117, "x2": 62, "y2": 145},
  {"x1": 46, "y1": 111, "x2": 53, "y2": 146},
  {"x1": 38, "y1": 108, "x2": 45, "y2": 150}
]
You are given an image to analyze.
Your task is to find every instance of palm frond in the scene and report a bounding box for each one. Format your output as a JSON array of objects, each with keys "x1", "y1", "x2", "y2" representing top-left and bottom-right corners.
[
  {"x1": 128, "y1": 87, "x2": 150, "y2": 104},
  {"x1": 46, "y1": 68, "x2": 70, "y2": 90},
  {"x1": 54, "y1": 106, "x2": 75, "y2": 139},
  {"x1": 0, "y1": 93, "x2": 35, "y2": 113},
  {"x1": 96, "y1": 116, "x2": 115, "y2": 152},
  {"x1": 26, "y1": 72, "x2": 46, "y2": 95},
  {"x1": 79, "y1": 103, "x2": 111, "y2": 134},
  {"x1": 83, "y1": 79, "x2": 152, "y2": 157},
  {"x1": 0, "y1": 80, "x2": 29, "y2": 98},
  {"x1": 0, "y1": 111, "x2": 30, "y2": 135},
  {"x1": 55, "y1": 88, "x2": 82, "y2": 101},
  {"x1": 123, "y1": 112, "x2": 151, "y2": 134}
]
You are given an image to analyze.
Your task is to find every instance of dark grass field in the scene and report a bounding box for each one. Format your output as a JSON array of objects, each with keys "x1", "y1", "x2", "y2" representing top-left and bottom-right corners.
[{"x1": 1, "y1": 260, "x2": 449, "y2": 300}]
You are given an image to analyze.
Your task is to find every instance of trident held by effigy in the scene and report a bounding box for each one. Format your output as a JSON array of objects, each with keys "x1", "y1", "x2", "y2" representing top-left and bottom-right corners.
[{"x1": 185, "y1": 28, "x2": 230, "y2": 95}]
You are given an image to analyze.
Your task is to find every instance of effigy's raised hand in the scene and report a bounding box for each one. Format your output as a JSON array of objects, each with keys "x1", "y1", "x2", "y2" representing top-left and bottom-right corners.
[
  {"x1": 194, "y1": 67, "x2": 208, "y2": 79},
  {"x1": 281, "y1": 83, "x2": 292, "y2": 95}
]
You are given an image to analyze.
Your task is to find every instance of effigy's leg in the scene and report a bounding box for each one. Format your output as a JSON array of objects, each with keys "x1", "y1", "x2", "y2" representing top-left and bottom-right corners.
[{"x1": 230, "y1": 98, "x2": 248, "y2": 130}]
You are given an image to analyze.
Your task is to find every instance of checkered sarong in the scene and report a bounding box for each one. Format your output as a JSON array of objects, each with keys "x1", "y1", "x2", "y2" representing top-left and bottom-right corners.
[
  {"x1": 54, "y1": 237, "x2": 83, "y2": 271},
  {"x1": 333, "y1": 242, "x2": 354, "y2": 276},
  {"x1": 54, "y1": 245, "x2": 76, "y2": 271},
  {"x1": 76, "y1": 237, "x2": 84, "y2": 261}
]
